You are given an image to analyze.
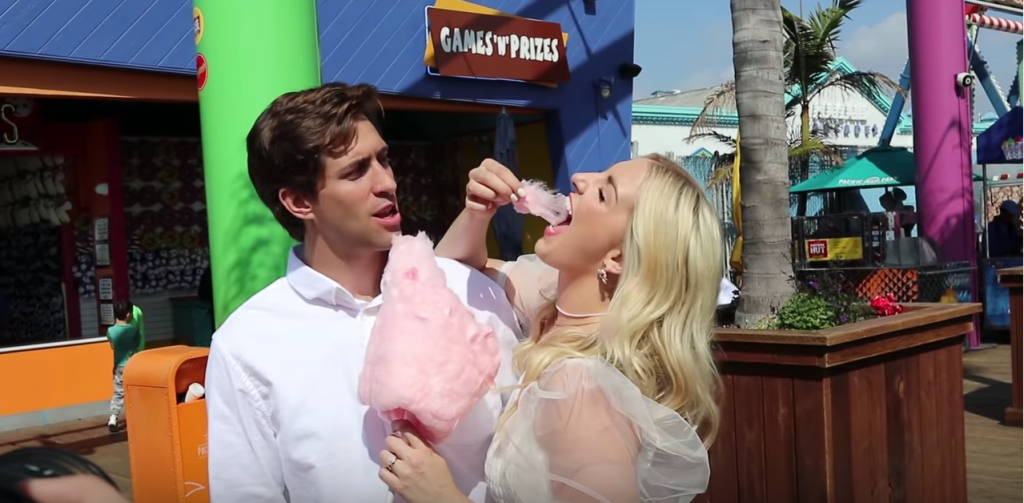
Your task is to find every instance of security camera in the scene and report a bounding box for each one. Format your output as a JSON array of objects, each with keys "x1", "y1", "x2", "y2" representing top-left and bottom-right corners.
[
  {"x1": 955, "y1": 72, "x2": 975, "y2": 88},
  {"x1": 618, "y1": 63, "x2": 642, "y2": 79}
]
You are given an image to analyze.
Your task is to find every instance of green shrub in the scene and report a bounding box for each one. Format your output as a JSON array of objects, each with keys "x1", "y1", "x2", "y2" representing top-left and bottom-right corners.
[{"x1": 775, "y1": 292, "x2": 836, "y2": 330}]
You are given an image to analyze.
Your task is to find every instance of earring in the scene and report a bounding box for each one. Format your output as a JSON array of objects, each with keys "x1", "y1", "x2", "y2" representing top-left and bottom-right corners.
[{"x1": 597, "y1": 269, "x2": 609, "y2": 285}]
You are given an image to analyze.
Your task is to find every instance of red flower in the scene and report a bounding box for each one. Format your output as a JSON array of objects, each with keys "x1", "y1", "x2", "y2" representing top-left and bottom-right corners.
[{"x1": 870, "y1": 293, "x2": 904, "y2": 317}]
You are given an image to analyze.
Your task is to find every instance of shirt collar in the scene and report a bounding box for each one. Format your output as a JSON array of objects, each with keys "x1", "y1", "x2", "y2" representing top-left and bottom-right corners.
[{"x1": 286, "y1": 245, "x2": 382, "y2": 310}]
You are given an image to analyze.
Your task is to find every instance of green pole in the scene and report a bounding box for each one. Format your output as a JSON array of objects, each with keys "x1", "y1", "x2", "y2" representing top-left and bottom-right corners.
[
  {"x1": 192, "y1": 1, "x2": 321, "y2": 326},
  {"x1": 1017, "y1": 40, "x2": 1022, "y2": 103}
]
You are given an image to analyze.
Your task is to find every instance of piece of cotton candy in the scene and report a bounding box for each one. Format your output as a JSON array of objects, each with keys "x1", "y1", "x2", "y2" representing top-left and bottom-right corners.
[
  {"x1": 357, "y1": 232, "x2": 501, "y2": 444},
  {"x1": 513, "y1": 179, "x2": 569, "y2": 226}
]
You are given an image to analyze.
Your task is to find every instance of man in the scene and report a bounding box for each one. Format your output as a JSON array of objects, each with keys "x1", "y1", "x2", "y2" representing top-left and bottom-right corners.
[{"x1": 204, "y1": 83, "x2": 521, "y2": 503}]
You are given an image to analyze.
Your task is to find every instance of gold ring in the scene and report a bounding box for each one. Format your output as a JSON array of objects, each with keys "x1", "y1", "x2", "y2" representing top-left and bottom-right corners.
[{"x1": 387, "y1": 456, "x2": 397, "y2": 471}]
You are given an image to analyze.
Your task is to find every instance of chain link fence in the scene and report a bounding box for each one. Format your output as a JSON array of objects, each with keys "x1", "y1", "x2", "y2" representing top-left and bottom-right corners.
[{"x1": 663, "y1": 150, "x2": 853, "y2": 274}]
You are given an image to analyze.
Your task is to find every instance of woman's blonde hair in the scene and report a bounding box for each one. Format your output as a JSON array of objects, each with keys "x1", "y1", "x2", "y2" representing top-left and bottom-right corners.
[{"x1": 499, "y1": 153, "x2": 723, "y2": 443}]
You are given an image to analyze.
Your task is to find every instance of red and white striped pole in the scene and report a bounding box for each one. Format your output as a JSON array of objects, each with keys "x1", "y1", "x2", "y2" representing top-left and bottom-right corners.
[{"x1": 967, "y1": 13, "x2": 1024, "y2": 34}]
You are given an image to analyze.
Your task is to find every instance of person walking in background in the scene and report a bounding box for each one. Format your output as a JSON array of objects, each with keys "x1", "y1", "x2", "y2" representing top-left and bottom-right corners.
[
  {"x1": 106, "y1": 300, "x2": 140, "y2": 433},
  {"x1": 129, "y1": 304, "x2": 146, "y2": 353},
  {"x1": 988, "y1": 200, "x2": 1022, "y2": 257}
]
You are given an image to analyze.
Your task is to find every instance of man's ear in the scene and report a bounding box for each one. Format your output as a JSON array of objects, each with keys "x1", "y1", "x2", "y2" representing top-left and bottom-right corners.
[
  {"x1": 602, "y1": 249, "x2": 624, "y2": 276},
  {"x1": 279, "y1": 188, "x2": 315, "y2": 221}
]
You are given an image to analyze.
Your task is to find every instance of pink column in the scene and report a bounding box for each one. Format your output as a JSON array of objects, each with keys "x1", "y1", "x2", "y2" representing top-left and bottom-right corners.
[{"x1": 906, "y1": 0, "x2": 980, "y2": 346}]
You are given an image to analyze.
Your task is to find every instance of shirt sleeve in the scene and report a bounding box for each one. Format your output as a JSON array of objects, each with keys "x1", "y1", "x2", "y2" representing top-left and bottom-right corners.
[
  {"x1": 205, "y1": 341, "x2": 287, "y2": 503},
  {"x1": 493, "y1": 254, "x2": 559, "y2": 333},
  {"x1": 500, "y1": 359, "x2": 710, "y2": 503}
]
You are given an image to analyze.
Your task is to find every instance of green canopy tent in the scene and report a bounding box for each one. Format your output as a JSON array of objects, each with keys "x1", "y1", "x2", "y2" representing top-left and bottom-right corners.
[{"x1": 790, "y1": 145, "x2": 983, "y2": 193}]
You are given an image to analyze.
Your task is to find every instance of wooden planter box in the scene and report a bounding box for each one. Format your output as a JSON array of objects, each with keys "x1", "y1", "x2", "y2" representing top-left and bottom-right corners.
[
  {"x1": 698, "y1": 303, "x2": 981, "y2": 503},
  {"x1": 996, "y1": 267, "x2": 1022, "y2": 425}
]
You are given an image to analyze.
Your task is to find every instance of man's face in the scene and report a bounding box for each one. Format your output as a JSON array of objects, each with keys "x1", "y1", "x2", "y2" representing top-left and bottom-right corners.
[{"x1": 283, "y1": 117, "x2": 401, "y2": 252}]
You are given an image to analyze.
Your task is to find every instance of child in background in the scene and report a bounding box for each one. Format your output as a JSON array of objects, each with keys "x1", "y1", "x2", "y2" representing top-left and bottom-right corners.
[{"x1": 106, "y1": 300, "x2": 140, "y2": 433}]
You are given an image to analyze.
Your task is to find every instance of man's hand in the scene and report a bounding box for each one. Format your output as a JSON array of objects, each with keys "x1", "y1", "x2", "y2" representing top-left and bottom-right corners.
[{"x1": 18, "y1": 475, "x2": 130, "y2": 503}]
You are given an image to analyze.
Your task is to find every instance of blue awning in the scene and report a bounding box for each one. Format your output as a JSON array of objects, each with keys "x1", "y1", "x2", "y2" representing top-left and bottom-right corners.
[{"x1": 977, "y1": 106, "x2": 1023, "y2": 165}]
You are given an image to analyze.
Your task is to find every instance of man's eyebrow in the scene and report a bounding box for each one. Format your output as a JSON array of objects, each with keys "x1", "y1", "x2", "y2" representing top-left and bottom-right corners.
[{"x1": 337, "y1": 154, "x2": 370, "y2": 174}]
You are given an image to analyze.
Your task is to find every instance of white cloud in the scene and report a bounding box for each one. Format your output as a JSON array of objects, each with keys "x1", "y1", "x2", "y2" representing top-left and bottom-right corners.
[
  {"x1": 838, "y1": 10, "x2": 1019, "y2": 116},
  {"x1": 839, "y1": 12, "x2": 908, "y2": 80}
]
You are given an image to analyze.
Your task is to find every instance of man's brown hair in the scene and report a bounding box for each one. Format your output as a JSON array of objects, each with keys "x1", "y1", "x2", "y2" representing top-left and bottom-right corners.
[{"x1": 247, "y1": 83, "x2": 383, "y2": 241}]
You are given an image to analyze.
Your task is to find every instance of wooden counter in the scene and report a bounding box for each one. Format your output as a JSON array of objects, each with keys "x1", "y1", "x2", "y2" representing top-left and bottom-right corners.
[
  {"x1": 698, "y1": 303, "x2": 981, "y2": 503},
  {"x1": 997, "y1": 267, "x2": 1022, "y2": 425}
]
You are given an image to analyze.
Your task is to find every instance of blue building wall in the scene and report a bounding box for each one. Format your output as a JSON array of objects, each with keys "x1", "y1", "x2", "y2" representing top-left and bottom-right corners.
[
  {"x1": 0, "y1": 0, "x2": 636, "y2": 190},
  {"x1": 0, "y1": 0, "x2": 196, "y2": 74},
  {"x1": 316, "y1": 0, "x2": 636, "y2": 190}
]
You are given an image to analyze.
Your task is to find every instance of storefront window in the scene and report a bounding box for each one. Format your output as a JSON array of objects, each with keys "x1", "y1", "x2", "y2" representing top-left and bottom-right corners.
[
  {"x1": 1, "y1": 155, "x2": 71, "y2": 348},
  {"x1": 121, "y1": 138, "x2": 210, "y2": 294}
]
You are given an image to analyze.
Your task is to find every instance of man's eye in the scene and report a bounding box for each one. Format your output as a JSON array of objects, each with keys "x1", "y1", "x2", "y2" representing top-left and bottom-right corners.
[{"x1": 598, "y1": 189, "x2": 605, "y2": 203}]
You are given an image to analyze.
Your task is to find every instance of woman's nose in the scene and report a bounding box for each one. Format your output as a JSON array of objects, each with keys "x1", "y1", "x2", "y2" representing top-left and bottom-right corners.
[{"x1": 570, "y1": 173, "x2": 588, "y2": 191}]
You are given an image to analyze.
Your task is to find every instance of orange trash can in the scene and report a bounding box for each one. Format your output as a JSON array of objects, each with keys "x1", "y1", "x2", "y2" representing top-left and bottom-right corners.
[{"x1": 124, "y1": 346, "x2": 210, "y2": 503}]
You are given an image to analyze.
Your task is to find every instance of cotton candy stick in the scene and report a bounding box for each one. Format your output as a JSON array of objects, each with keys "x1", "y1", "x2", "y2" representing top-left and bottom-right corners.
[{"x1": 513, "y1": 180, "x2": 569, "y2": 225}]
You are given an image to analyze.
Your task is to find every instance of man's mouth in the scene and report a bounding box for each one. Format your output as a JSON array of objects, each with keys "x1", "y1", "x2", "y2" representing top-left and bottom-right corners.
[
  {"x1": 372, "y1": 203, "x2": 401, "y2": 228},
  {"x1": 373, "y1": 203, "x2": 399, "y2": 217}
]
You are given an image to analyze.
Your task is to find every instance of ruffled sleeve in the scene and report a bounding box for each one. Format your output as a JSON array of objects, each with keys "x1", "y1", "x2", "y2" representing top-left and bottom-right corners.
[
  {"x1": 493, "y1": 254, "x2": 558, "y2": 333},
  {"x1": 489, "y1": 358, "x2": 710, "y2": 503}
]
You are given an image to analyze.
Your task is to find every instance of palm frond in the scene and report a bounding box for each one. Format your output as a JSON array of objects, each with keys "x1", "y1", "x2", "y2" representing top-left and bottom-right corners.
[
  {"x1": 806, "y1": 0, "x2": 863, "y2": 54},
  {"x1": 685, "y1": 131, "x2": 738, "y2": 188},
  {"x1": 688, "y1": 81, "x2": 737, "y2": 137},
  {"x1": 806, "y1": 70, "x2": 906, "y2": 104},
  {"x1": 707, "y1": 162, "x2": 735, "y2": 188},
  {"x1": 686, "y1": 131, "x2": 737, "y2": 150}
]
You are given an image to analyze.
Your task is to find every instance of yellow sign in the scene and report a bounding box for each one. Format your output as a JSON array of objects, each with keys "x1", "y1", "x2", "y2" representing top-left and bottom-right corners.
[
  {"x1": 193, "y1": 7, "x2": 204, "y2": 45},
  {"x1": 805, "y1": 237, "x2": 864, "y2": 261}
]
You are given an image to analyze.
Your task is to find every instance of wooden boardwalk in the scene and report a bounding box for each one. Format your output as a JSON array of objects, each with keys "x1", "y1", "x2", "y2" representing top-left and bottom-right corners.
[
  {"x1": 0, "y1": 345, "x2": 1020, "y2": 503},
  {"x1": 963, "y1": 344, "x2": 1022, "y2": 503}
]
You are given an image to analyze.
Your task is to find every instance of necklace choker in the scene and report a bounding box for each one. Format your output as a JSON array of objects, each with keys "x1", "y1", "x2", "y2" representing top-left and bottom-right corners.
[{"x1": 555, "y1": 305, "x2": 608, "y2": 318}]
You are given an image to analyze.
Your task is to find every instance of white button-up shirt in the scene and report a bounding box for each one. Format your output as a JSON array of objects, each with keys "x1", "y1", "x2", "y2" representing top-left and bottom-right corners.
[{"x1": 205, "y1": 247, "x2": 521, "y2": 503}]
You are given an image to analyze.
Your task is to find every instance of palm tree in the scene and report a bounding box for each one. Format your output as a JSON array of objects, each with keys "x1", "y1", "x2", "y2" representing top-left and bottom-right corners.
[
  {"x1": 729, "y1": 0, "x2": 794, "y2": 327},
  {"x1": 695, "y1": 0, "x2": 903, "y2": 214}
]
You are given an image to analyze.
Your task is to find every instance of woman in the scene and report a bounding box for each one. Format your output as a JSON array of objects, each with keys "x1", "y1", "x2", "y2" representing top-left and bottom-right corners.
[{"x1": 380, "y1": 154, "x2": 723, "y2": 503}]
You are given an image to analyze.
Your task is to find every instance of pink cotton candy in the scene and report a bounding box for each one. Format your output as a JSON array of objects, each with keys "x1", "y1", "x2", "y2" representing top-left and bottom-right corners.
[
  {"x1": 357, "y1": 232, "x2": 501, "y2": 444},
  {"x1": 513, "y1": 179, "x2": 569, "y2": 226}
]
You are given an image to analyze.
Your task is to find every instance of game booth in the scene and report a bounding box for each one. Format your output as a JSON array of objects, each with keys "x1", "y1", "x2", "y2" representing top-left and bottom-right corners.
[
  {"x1": 126, "y1": 1, "x2": 638, "y2": 501},
  {"x1": 0, "y1": 0, "x2": 638, "y2": 494},
  {"x1": 789, "y1": 146, "x2": 978, "y2": 307},
  {"x1": 977, "y1": 106, "x2": 1024, "y2": 330}
]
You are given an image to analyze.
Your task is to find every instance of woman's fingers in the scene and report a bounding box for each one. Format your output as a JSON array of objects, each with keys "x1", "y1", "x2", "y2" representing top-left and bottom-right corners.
[
  {"x1": 469, "y1": 158, "x2": 525, "y2": 206},
  {"x1": 384, "y1": 434, "x2": 414, "y2": 460},
  {"x1": 481, "y1": 159, "x2": 524, "y2": 197},
  {"x1": 470, "y1": 169, "x2": 514, "y2": 201},
  {"x1": 400, "y1": 429, "x2": 428, "y2": 450},
  {"x1": 390, "y1": 420, "x2": 429, "y2": 450},
  {"x1": 466, "y1": 180, "x2": 498, "y2": 203}
]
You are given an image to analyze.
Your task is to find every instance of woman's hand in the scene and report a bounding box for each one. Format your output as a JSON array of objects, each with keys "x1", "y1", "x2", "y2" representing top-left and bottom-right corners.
[
  {"x1": 466, "y1": 159, "x2": 525, "y2": 214},
  {"x1": 378, "y1": 421, "x2": 467, "y2": 503}
]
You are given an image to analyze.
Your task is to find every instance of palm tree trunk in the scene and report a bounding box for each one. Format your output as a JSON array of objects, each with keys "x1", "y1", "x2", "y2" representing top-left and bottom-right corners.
[
  {"x1": 730, "y1": 0, "x2": 795, "y2": 327},
  {"x1": 796, "y1": 101, "x2": 811, "y2": 216}
]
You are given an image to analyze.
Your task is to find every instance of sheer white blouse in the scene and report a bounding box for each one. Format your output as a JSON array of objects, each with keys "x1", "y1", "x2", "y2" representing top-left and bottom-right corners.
[{"x1": 484, "y1": 255, "x2": 710, "y2": 503}]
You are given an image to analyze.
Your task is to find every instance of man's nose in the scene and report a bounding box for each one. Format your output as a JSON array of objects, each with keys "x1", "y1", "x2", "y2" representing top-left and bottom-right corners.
[{"x1": 373, "y1": 162, "x2": 397, "y2": 194}]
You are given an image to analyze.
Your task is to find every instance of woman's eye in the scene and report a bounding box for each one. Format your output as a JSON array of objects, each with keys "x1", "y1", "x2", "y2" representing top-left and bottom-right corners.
[{"x1": 598, "y1": 188, "x2": 605, "y2": 203}]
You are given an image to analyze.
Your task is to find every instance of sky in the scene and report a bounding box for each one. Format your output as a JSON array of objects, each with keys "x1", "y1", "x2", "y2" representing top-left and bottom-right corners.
[{"x1": 633, "y1": 0, "x2": 1021, "y2": 117}]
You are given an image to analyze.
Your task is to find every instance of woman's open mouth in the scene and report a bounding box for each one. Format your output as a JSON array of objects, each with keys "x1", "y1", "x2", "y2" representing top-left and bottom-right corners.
[{"x1": 544, "y1": 196, "x2": 573, "y2": 237}]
